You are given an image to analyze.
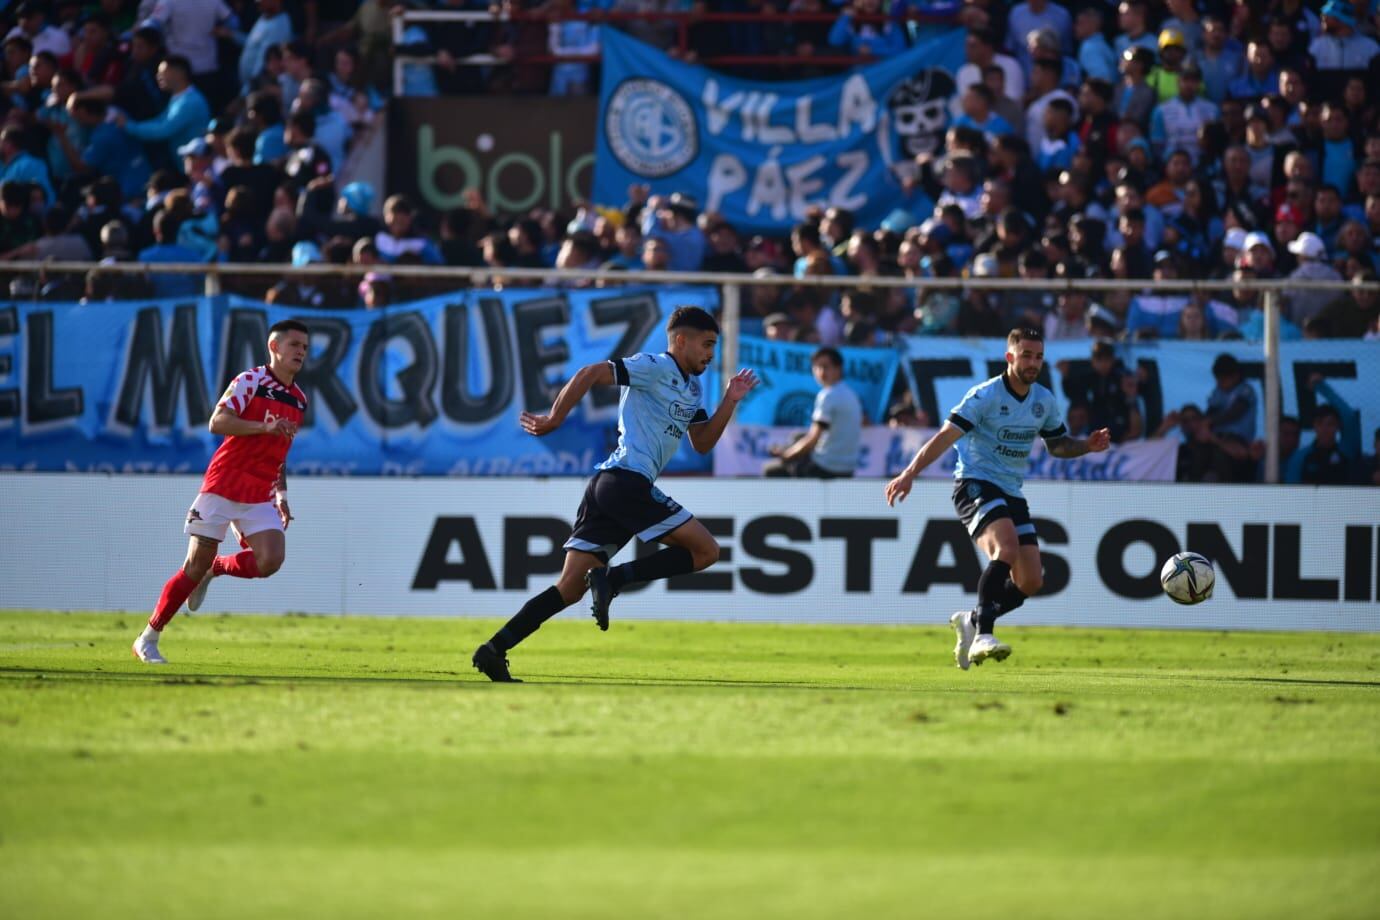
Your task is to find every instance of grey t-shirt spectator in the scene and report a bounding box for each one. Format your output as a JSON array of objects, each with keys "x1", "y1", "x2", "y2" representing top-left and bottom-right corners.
[
  {"x1": 810, "y1": 382, "x2": 863, "y2": 474},
  {"x1": 1207, "y1": 380, "x2": 1257, "y2": 441}
]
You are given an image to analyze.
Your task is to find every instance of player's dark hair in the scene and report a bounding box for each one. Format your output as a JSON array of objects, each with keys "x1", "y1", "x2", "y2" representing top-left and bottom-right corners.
[
  {"x1": 812, "y1": 346, "x2": 843, "y2": 369},
  {"x1": 269, "y1": 319, "x2": 310, "y2": 338},
  {"x1": 1314, "y1": 404, "x2": 1340, "y2": 423},
  {"x1": 666, "y1": 306, "x2": 720, "y2": 335},
  {"x1": 1007, "y1": 327, "x2": 1043, "y2": 348}
]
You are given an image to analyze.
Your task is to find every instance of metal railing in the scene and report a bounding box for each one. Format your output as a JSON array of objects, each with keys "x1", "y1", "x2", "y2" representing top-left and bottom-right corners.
[
  {"x1": 6, "y1": 259, "x2": 1375, "y2": 486},
  {"x1": 390, "y1": 8, "x2": 957, "y2": 95}
]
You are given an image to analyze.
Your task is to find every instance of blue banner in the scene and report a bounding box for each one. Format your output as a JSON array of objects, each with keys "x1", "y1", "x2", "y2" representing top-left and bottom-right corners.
[
  {"x1": 595, "y1": 26, "x2": 965, "y2": 235},
  {"x1": 900, "y1": 337, "x2": 1380, "y2": 446},
  {"x1": 0, "y1": 287, "x2": 719, "y2": 476},
  {"x1": 735, "y1": 335, "x2": 901, "y2": 426}
]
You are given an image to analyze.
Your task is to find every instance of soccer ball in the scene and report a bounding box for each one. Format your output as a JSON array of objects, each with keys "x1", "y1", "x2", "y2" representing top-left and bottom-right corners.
[{"x1": 1160, "y1": 552, "x2": 1215, "y2": 605}]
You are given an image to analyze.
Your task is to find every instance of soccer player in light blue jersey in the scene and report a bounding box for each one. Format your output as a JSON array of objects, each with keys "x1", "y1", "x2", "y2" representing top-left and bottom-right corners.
[
  {"x1": 472, "y1": 306, "x2": 759, "y2": 682},
  {"x1": 885, "y1": 328, "x2": 1111, "y2": 669}
]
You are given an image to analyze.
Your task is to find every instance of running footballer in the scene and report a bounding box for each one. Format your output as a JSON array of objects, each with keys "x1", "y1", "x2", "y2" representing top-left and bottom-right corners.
[
  {"x1": 132, "y1": 320, "x2": 310, "y2": 664},
  {"x1": 885, "y1": 327, "x2": 1111, "y2": 668}
]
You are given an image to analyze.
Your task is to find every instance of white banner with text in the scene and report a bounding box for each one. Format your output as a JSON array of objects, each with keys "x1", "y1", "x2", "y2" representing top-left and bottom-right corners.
[{"x1": 3, "y1": 474, "x2": 1377, "y2": 631}]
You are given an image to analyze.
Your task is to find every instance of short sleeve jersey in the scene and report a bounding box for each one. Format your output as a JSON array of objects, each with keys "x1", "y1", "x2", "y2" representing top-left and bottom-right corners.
[
  {"x1": 948, "y1": 375, "x2": 1065, "y2": 497},
  {"x1": 596, "y1": 352, "x2": 708, "y2": 481},
  {"x1": 810, "y1": 382, "x2": 863, "y2": 474},
  {"x1": 201, "y1": 366, "x2": 308, "y2": 504}
]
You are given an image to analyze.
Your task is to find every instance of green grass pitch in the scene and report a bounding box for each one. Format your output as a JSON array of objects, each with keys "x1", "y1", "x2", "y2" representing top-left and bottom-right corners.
[{"x1": 1, "y1": 610, "x2": 1378, "y2": 919}]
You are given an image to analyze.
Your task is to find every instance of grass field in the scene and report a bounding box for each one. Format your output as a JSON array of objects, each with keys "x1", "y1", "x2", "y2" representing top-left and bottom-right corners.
[{"x1": 1, "y1": 610, "x2": 1378, "y2": 919}]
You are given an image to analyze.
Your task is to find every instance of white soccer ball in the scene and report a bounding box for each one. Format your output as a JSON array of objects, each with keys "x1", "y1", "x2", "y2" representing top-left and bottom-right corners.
[{"x1": 1160, "y1": 552, "x2": 1215, "y2": 605}]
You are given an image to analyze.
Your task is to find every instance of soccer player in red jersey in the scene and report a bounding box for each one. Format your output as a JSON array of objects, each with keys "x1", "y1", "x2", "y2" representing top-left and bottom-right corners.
[{"x1": 132, "y1": 320, "x2": 311, "y2": 664}]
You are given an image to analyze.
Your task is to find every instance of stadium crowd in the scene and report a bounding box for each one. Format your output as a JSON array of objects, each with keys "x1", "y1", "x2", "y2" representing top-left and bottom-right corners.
[{"x1": 0, "y1": 0, "x2": 1375, "y2": 483}]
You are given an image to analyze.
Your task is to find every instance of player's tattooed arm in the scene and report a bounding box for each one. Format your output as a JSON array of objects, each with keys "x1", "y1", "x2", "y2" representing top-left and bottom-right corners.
[
  {"x1": 1044, "y1": 428, "x2": 1112, "y2": 457},
  {"x1": 520, "y1": 361, "x2": 615, "y2": 436}
]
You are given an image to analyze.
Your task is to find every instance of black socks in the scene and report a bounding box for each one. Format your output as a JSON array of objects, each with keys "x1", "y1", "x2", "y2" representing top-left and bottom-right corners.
[
  {"x1": 492, "y1": 586, "x2": 568, "y2": 651},
  {"x1": 976, "y1": 560, "x2": 1011, "y2": 634},
  {"x1": 608, "y1": 546, "x2": 695, "y2": 593}
]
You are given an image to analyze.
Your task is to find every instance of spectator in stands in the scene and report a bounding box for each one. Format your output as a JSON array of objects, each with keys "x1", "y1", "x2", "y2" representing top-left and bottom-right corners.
[
  {"x1": 1026, "y1": 58, "x2": 1077, "y2": 148},
  {"x1": 1063, "y1": 341, "x2": 1140, "y2": 444},
  {"x1": 241, "y1": 0, "x2": 294, "y2": 95},
  {"x1": 957, "y1": 29, "x2": 1024, "y2": 104},
  {"x1": 115, "y1": 55, "x2": 211, "y2": 170},
  {"x1": 70, "y1": 12, "x2": 124, "y2": 88},
  {"x1": 1205, "y1": 353, "x2": 1257, "y2": 446},
  {"x1": 1074, "y1": 6, "x2": 1116, "y2": 84},
  {"x1": 1147, "y1": 28, "x2": 1191, "y2": 103},
  {"x1": 1285, "y1": 393, "x2": 1361, "y2": 485},
  {"x1": 1285, "y1": 231, "x2": 1343, "y2": 325},
  {"x1": 1196, "y1": 16, "x2": 1242, "y2": 105},
  {"x1": 295, "y1": 78, "x2": 349, "y2": 174},
  {"x1": 1150, "y1": 60, "x2": 1215, "y2": 163},
  {"x1": 139, "y1": 209, "x2": 204, "y2": 297},
  {"x1": 1308, "y1": 1, "x2": 1380, "y2": 75},
  {"x1": 638, "y1": 191, "x2": 705, "y2": 272},
  {"x1": 954, "y1": 82, "x2": 1013, "y2": 140},
  {"x1": 1115, "y1": 46, "x2": 1156, "y2": 127},
  {"x1": 0, "y1": 126, "x2": 54, "y2": 206},
  {"x1": 6, "y1": 1, "x2": 70, "y2": 59},
  {"x1": 375, "y1": 194, "x2": 443, "y2": 265},
  {"x1": 147, "y1": 0, "x2": 234, "y2": 109},
  {"x1": 1114, "y1": 0, "x2": 1156, "y2": 61},
  {"x1": 828, "y1": 0, "x2": 905, "y2": 58}
]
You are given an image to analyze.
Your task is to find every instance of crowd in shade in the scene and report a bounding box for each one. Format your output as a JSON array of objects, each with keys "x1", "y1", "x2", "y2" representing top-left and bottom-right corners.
[{"x1": 0, "y1": 0, "x2": 1375, "y2": 482}]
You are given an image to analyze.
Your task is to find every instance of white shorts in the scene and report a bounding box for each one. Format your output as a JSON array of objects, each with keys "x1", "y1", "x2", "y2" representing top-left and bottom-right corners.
[{"x1": 184, "y1": 492, "x2": 282, "y2": 543}]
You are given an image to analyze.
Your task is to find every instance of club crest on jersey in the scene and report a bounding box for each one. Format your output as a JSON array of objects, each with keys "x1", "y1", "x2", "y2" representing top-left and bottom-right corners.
[
  {"x1": 688, "y1": 378, "x2": 701, "y2": 398},
  {"x1": 1033, "y1": 403, "x2": 1045, "y2": 418}
]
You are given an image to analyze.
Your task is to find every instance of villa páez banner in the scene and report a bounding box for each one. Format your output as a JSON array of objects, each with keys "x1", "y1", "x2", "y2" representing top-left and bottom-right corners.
[
  {"x1": 0, "y1": 288, "x2": 720, "y2": 476},
  {"x1": 595, "y1": 26, "x2": 965, "y2": 235}
]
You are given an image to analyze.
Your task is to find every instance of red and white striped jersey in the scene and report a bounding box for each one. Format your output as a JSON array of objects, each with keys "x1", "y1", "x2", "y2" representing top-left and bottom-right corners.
[{"x1": 201, "y1": 366, "x2": 308, "y2": 504}]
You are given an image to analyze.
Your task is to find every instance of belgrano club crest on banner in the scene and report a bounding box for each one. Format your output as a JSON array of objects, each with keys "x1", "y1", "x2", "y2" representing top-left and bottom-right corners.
[{"x1": 594, "y1": 25, "x2": 966, "y2": 235}]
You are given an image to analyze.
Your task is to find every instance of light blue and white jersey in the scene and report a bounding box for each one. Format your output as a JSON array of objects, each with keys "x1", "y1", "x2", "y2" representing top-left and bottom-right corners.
[
  {"x1": 597, "y1": 352, "x2": 708, "y2": 481},
  {"x1": 948, "y1": 375, "x2": 1065, "y2": 497}
]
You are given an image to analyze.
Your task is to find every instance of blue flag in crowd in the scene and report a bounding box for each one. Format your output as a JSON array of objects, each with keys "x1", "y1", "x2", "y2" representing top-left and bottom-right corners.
[{"x1": 595, "y1": 25, "x2": 966, "y2": 235}]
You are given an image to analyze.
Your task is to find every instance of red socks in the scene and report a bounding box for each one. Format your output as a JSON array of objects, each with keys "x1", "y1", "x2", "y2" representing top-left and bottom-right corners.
[
  {"x1": 150, "y1": 570, "x2": 199, "y2": 630},
  {"x1": 212, "y1": 550, "x2": 261, "y2": 579}
]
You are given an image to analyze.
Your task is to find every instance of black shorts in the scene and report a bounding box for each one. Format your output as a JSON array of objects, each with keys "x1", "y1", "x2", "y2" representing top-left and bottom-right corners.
[
  {"x1": 952, "y1": 479, "x2": 1039, "y2": 546},
  {"x1": 563, "y1": 468, "x2": 693, "y2": 562}
]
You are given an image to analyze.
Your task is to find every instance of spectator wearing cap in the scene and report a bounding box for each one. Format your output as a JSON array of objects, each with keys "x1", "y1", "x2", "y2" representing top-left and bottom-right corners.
[
  {"x1": 116, "y1": 55, "x2": 211, "y2": 169},
  {"x1": 240, "y1": 0, "x2": 293, "y2": 95},
  {"x1": 1240, "y1": 230, "x2": 1275, "y2": 275},
  {"x1": 1074, "y1": 7, "x2": 1116, "y2": 83},
  {"x1": 6, "y1": 2, "x2": 71, "y2": 58},
  {"x1": 1147, "y1": 27, "x2": 1191, "y2": 103},
  {"x1": 179, "y1": 138, "x2": 222, "y2": 216},
  {"x1": 1160, "y1": 0, "x2": 1203, "y2": 54},
  {"x1": 0, "y1": 127, "x2": 54, "y2": 206},
  {"x1": 1196, "y1": 16, "x2": 1243, "y2": 104},
  {"x1": 1149, "y1": 59, "x2": 1216, "y2": 163},
  {"x1": 1309, "y1": 1, "x2": 1380, "y2": 73},
  {"x1": 1284, "y1": 231, "x2": 1343, "y2": 325},
  {"x1": 1007, "y1": 0, "x2": 1072, "y2": 78}
]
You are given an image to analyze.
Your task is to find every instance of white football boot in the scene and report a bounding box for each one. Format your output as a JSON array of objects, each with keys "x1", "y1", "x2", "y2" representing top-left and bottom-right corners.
[
  {"x1": 968, "y1": 633, "x2": 1012, "y2": 666},
  {"x1": 950, "y1": 610, "x2": 977, "y2": 670},
  {"x1": 131, "y1": 632, "x2": 168, "y2": 665}
]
